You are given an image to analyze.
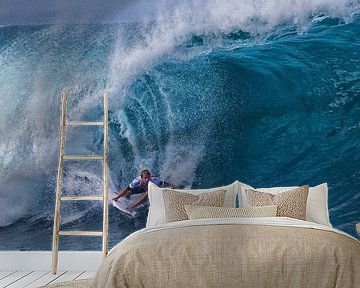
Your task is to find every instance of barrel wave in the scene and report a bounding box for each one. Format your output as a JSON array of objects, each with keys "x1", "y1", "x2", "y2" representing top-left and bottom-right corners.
[{"x1": 0, "y1": 1, "x2": 359, "y2": 249}]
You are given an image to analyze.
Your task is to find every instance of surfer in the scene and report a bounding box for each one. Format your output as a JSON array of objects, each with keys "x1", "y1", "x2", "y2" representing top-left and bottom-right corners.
[{"x1": 112, "y1": 169, "x2": 175, "y2": 212}]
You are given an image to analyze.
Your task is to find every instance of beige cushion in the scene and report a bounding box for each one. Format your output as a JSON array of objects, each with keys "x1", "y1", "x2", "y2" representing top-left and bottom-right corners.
[
  {"x1": 162, "y1": 189, "x2": 226, "y2": 223},
  {"x1": 184, "y1": 205, "x2": 278, "y2": 219},
  {"x1": 146, "y1": 181, "x2": 239, "y2": 228},
  {"x1": 245, "y1": 186, "x2": 309, "y2": 220},
  {"x1": 254, "y1": 183, "x2": 331, "y2": 226}
]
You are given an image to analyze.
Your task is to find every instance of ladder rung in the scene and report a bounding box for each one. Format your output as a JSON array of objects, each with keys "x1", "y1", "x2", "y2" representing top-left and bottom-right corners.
[
  {"x1": 66, "y1": 121, "x2": 104, "y2": 126},
  {"x1": 63, "y1": 155, "x2": 104, "y2": 160},
  {"x1": 59, "y1": 231, "x2": 103, "y2": 236},
  {"x1": 61, "y1": 196, "x2": 103, "y2": 201}
]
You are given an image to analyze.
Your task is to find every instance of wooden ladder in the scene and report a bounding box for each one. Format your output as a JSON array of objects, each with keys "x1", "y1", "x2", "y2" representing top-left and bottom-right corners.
[{"x1": 52, "y1": 90, "x2": 109, "y2": 274}]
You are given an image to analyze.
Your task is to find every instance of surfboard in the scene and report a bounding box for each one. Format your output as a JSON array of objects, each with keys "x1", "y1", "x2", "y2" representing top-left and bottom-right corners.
[{"x1": 111, "y1": 192, "x2": 143, "y2": 216}]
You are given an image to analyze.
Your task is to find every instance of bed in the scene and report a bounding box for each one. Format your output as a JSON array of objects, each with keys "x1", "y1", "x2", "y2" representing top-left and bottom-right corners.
[{"x1": 92, "y1": 181, "x2": 360, "y2": 288}]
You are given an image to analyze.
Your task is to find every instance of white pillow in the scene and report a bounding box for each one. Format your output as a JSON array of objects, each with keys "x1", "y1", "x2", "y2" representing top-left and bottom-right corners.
[
  {"x1": 239, "y1": 183, "x2": 331, "y2": 227},
  {"x1": 238, "y1": 181, "x2": 254, "y2": 207},
  {"x1": 146, "y1": 181, "x2": 239, "y2": 228}
]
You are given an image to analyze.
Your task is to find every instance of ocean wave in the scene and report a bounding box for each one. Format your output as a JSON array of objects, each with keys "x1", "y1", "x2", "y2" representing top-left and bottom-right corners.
[{"x1": 0, "y1": 3, "x2": 359, "y2": 242}]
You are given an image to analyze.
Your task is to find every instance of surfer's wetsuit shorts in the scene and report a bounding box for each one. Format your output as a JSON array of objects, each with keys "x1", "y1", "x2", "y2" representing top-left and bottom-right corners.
[{"x1": 129, "y1": 186, "x2": 146, "y2": 194}]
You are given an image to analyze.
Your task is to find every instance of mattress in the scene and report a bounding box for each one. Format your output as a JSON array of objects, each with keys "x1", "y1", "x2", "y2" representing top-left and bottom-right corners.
[{"x1": 92, "y1": 217, "x2": 360, "y2": 288}]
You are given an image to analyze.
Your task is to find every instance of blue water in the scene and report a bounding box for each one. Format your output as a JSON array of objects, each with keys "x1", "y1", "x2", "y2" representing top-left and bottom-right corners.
[{"x1": 0, "y1": 2, "x2": 360, "y2": 250}]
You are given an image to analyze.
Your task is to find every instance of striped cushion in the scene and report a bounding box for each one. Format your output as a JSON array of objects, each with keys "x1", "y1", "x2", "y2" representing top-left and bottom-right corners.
[{"x1": 184, "y1": 205, "x2": 278, "y2": 219}]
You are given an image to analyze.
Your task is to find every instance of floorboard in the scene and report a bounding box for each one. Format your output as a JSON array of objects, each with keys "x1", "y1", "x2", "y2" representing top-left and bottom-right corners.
[
  {"x1": 0, "y1": 270, "x2": 96, "y2": 288},
  {"x1": 75, "y1": 271, "x2": 96, "y2": 280},
  {"x1": 48, "y1": 271, "x2": 84, "y2": 284},
  {"x1": 0, "y1": 271, "x2": 32, "y2": 287},
  {"x1": 6, "y1": 271, "x2": 48, "y2": 288},
  {"x1": 23, "y1": 271, "x2": 67, "y2": 288},
  {"x1": 0, "y1": 272, "x2": 16, "y2": 281}
]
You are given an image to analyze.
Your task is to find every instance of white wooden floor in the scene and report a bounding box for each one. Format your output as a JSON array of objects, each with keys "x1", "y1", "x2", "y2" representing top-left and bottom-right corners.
[
  {"x1": 0, "y1": 270, "x2": 95, "y2": 288},
  {"x1": 0, "y1": 251, "x2": 102, "y2": 288}
]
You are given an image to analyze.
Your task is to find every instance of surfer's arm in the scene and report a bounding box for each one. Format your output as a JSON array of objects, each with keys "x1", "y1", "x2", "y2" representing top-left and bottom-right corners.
[
  {"x1": 112, "y1": 187, "x2": 131, "y2": 201},
  {"x1": 127, "y1": 191, "x2": 148, "y2": 210}
]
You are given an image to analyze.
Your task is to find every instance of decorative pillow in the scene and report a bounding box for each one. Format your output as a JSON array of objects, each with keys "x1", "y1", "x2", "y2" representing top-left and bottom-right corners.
[
  {"x1": 245, "y1": 186, "x2": 309, "y2": 220},
  {"x1": 162, "y1": 189, "x2": 226, "y2": 223},
  {"x1": 146, "y1": 181, "x2": 239, "y2": 228},
  {"x1": 239, "y1": 183, "x2": 331, "y2": 226},
  {"x1": 184, "y1": 205, "x2": 278, "y2": 219}
]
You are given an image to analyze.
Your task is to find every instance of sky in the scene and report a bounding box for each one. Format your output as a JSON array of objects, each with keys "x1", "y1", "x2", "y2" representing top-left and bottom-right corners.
[
  {"x1": 0, "y1": 0, "x2": 160, "y2": 25},
  {"x1": 1, "y1": 1, "x2": 357, "y2": 26}
]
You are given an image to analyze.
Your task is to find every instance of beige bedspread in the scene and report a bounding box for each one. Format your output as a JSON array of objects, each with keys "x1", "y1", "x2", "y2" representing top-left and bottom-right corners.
[{"x1": 92, "y1": 218, "x2": 360, "y2": 288}]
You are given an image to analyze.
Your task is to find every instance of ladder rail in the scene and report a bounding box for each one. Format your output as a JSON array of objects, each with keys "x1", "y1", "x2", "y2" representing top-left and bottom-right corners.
[
  {"x1": 103, "y1": 91, "x2": 109, "y2": 259},
  {"x1": 52, "y1": 89, "x2": 68, "y2": 274}
]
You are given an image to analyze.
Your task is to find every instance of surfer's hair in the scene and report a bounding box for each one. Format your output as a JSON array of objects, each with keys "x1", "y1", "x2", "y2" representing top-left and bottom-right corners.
[{"x1": 140, "y1": 169, "x2": 151, "y2": 177}]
